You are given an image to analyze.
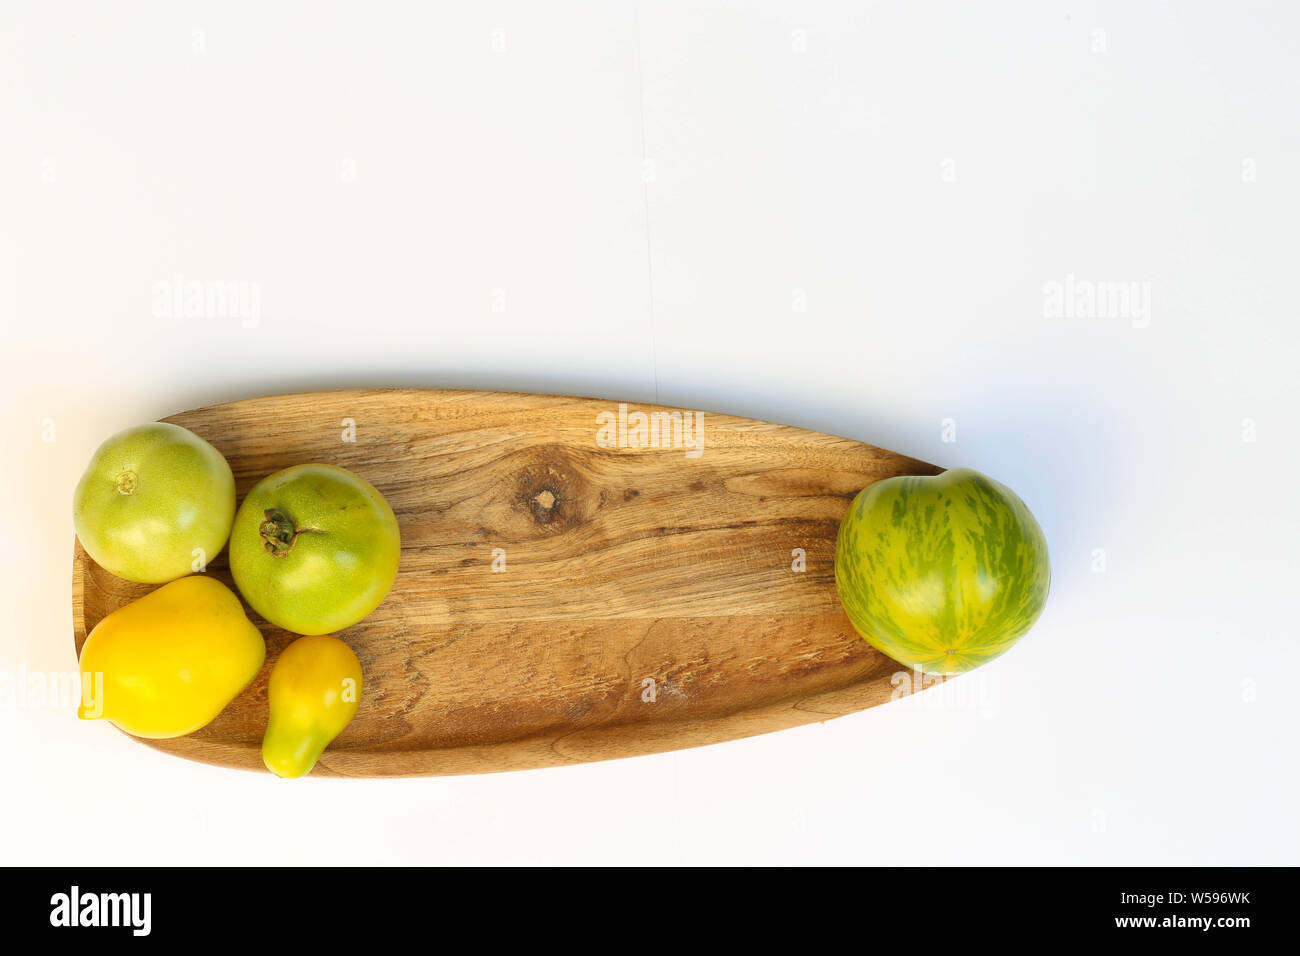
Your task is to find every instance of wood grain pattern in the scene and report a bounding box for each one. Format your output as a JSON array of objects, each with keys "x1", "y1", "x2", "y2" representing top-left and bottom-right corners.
[{"x1": 72, "y1": 389, "x2": 947, "y2": 777}]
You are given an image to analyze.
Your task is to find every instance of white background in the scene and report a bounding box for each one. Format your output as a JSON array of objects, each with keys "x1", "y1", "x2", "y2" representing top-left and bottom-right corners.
[{"x1": 2, "y1": 1, "x2": 1297, "y2": 865}]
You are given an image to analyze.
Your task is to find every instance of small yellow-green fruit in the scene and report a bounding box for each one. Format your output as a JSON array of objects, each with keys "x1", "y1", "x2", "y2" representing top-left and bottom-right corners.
[{"x1": 262, "y1": 634, "x2": 363, "y2": 778}]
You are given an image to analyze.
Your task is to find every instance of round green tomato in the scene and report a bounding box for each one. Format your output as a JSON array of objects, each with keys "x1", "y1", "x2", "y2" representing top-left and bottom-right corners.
[
  {"x1": 229, "y1": 464, "x2": 401, "y2": 634},
  {"x1": 834, "y1": 468, "x2": 1050, "y2": 675},
  {"x1": 73, "y1": 423, "x2": 236, "y2": 583}
]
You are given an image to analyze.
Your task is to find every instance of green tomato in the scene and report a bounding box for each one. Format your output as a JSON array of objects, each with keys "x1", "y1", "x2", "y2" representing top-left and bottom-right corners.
[
  {"x1": 229, "y1": 464, "x2": 401, "y2": 635},
  {"x1": 834, "y1": 468, "x2": 1050, "y2": 675},
  {"x1": 73, "y1": 423, "x2": 236, "y2": 584}
]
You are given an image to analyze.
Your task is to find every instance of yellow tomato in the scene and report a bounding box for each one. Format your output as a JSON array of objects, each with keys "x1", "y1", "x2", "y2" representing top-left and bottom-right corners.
[
  {"x1": 262, "y1": 634, "x2": 363, "y2": 778},
  {"x1": 78, "y1": 576, "x2": 266, "y2": 738}
]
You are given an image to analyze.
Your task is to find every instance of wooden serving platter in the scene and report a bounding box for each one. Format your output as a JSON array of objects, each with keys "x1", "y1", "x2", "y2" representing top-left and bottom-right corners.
[{"x1": 72, "y1": 389, "x2": 945, "y2": 777}]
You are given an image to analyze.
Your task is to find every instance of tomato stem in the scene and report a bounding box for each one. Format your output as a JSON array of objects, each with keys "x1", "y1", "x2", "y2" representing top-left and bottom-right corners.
[{"x1": 259, "y1": 509, "x2": 298, "y2": 556}]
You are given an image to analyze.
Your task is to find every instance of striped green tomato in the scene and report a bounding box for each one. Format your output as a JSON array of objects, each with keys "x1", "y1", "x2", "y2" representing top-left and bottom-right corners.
[{"x1": 834, "y1": 468, "x2": 1050, "y2": 675}]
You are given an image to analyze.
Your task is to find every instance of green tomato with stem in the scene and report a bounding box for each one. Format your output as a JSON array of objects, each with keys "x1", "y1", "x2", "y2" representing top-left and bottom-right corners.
[{"x1": 229, "y1": 464, "x2": 401, "y2": 635}]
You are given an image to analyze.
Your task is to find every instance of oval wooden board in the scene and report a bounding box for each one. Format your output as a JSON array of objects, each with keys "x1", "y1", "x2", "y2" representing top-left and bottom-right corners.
[{"x1": 73, "y1": 389, "x2": 946, "y2": 777}]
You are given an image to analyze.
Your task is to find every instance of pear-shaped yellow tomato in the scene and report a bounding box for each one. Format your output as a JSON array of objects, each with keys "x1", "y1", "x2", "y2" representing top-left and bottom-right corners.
[
  {"x1": 73, "y1": 422, "x2": 236, "y2": 584},
  {"x1": 262, "y1": 634, "x2": 363, "y2": 778},
  {"x1": 78, "y1": 576, "x2": 266, "y2": 738}
]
